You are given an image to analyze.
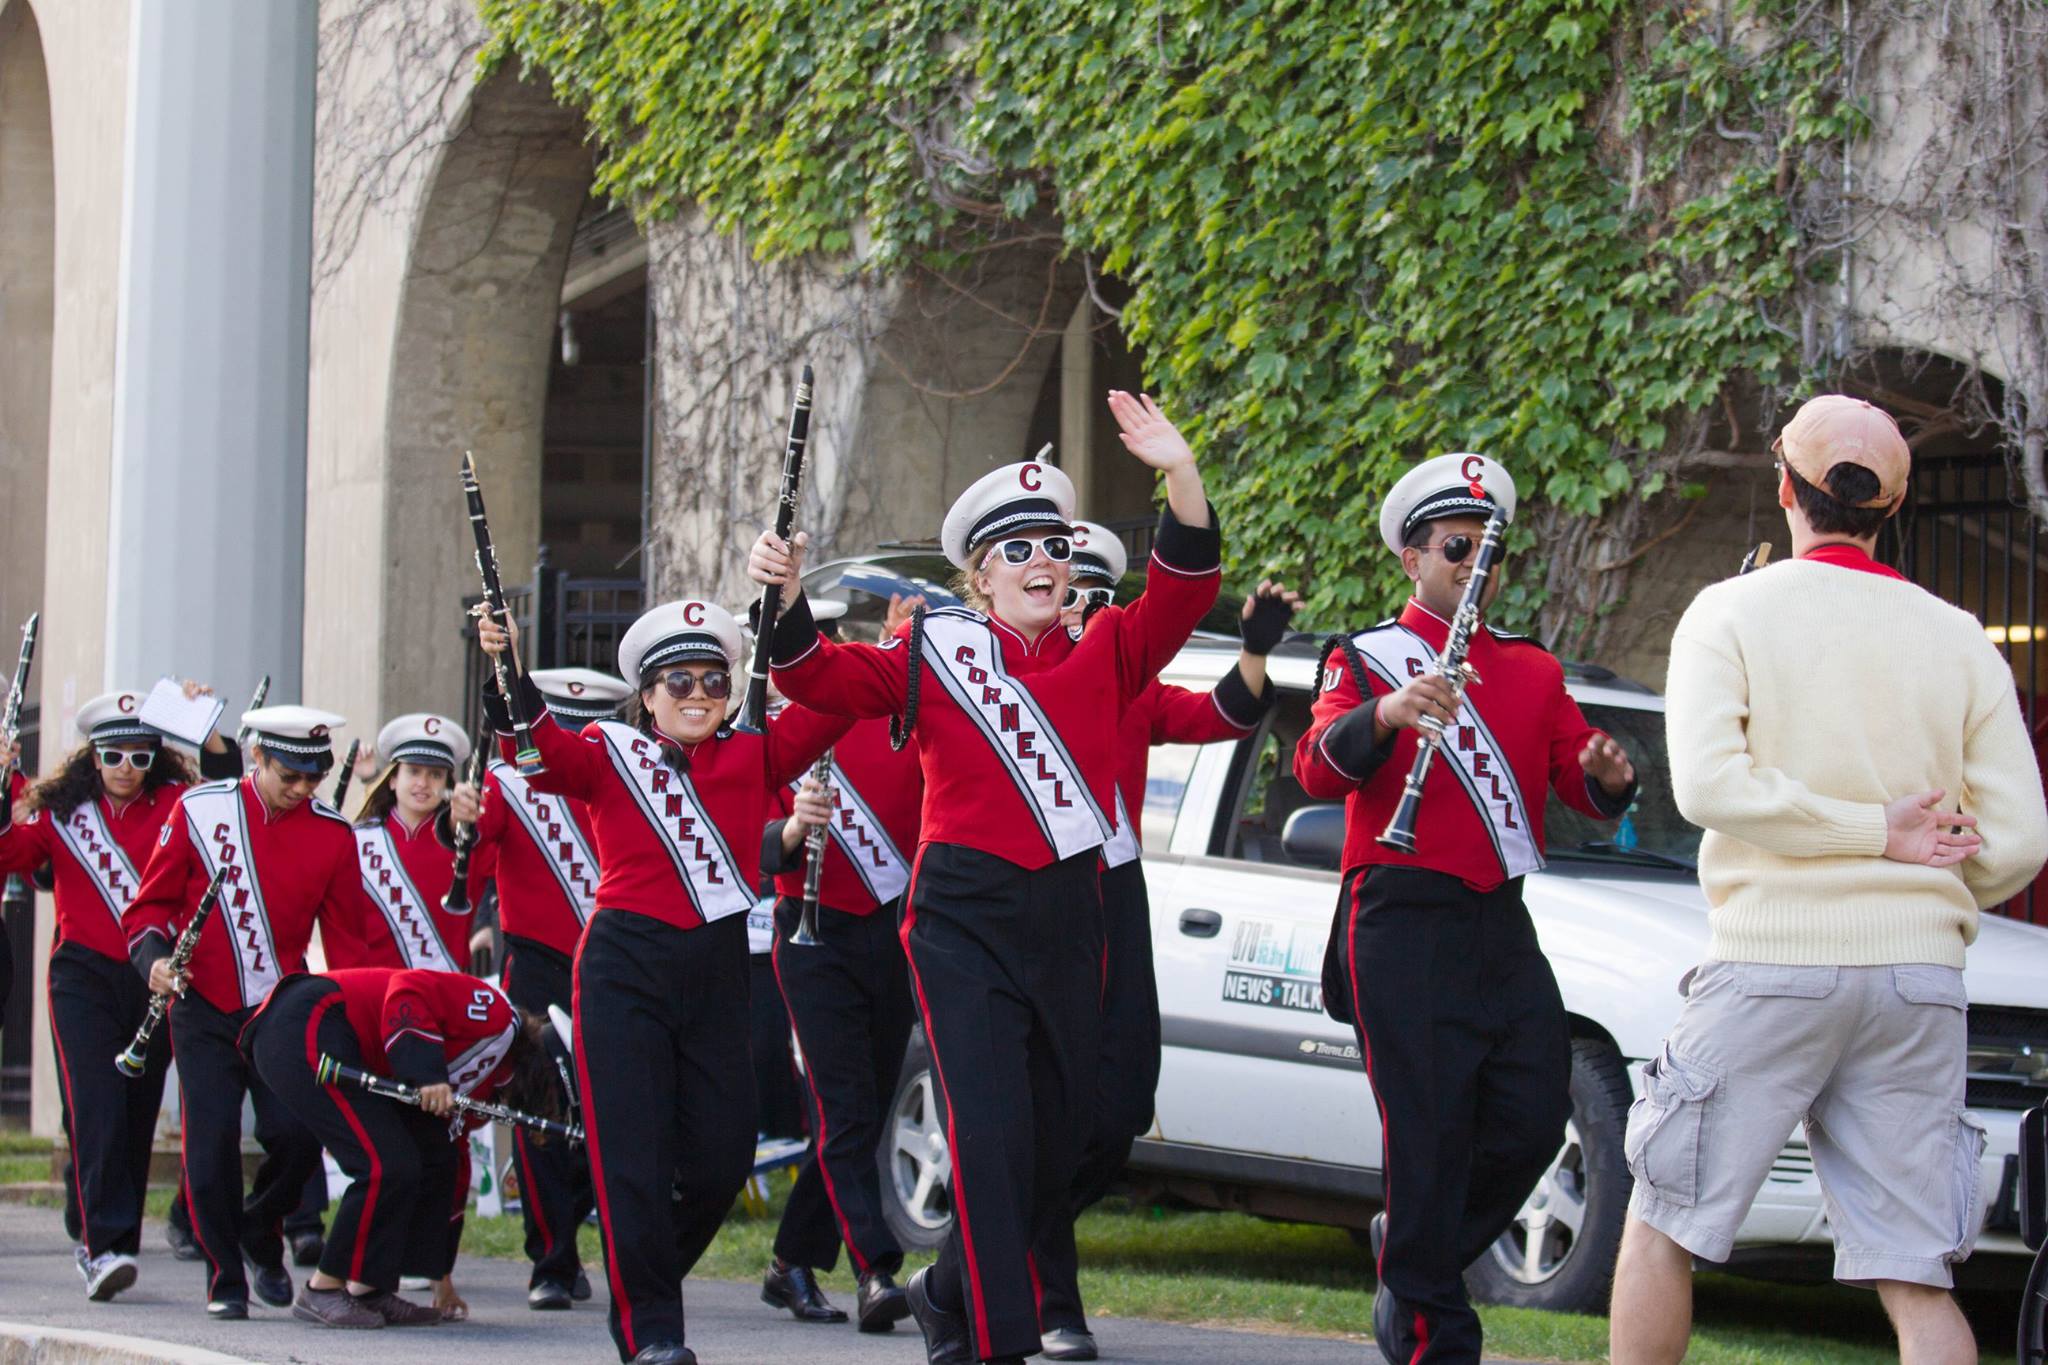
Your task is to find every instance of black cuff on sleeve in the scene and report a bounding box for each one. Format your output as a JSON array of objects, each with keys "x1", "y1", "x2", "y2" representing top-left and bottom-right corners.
[
  {"x1": 769, "y1": 592, "x2": 819, "y2": 668},
  {"x1": 1150, "y1": 500, "x2": 1223, "y2": 575},
  {"x1": 434, "y1": 805, "x2": 459, "y2": 852},
  {"x1": 30, "y1": 862, "x2": 54, "y2": 893},
  {"x1": 197, "y1": 743, "x2": 244, "y2": 781},
  {"x1": 760, "y1": 819, "x2": 801, "y2": 877},
  {"x1": 1587, "y1": 774, "x2": 1637, "y2": 819},
  {"x1": 1211, "y1": 665, "x2": 1274, "y2": 730},
  {"x1": 130, "y1": 929, "x2": 172, "y2": 985},
  {"x1": 386, "y1": 1034, "x2": 448, "y2": 1090},
  {"x1": 1322, "y1": 703, "x2": 1396, "y2": 783}
]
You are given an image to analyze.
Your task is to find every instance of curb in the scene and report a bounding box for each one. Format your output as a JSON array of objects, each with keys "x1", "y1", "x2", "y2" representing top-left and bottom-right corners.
[{"x1": 0, "y1": 1321, "x2": 256, "y2": 1365}]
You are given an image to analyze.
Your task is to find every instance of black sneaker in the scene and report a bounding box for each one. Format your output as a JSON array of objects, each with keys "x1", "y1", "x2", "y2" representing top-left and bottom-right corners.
[
  {"x1": 249, "y1": 1261, "x2": 293, "y2": 1310},
  {"x1": 1369, "y1": 1212, "x2": 1417, "y2": 1363},
  {"x1": 856, "y1": 1269, "x2": 910, "y2": 1333},
  {"x1": 528, "y1": 1280, "x2": 573, "y2": 1311},
  {"x1": 164, "y1": 1217, "x2": 202, "y2": 1262},
  {"x1": 626, "y1": 1345, "x2": 696, "y2": 1365},
  {"x1": 1041, "y1": 1326, "x2": 1098, "y2": 1361},
  {"x1": 571, "y1": 1268, "x2": 592, "y2": 1301},
  {"x1": 290, "y1": 1230, "x2": 325, "y2": 1267},
  {"x1": 905, "y1": 1266, "x2": 975, "y2": 1365},
  {"x1": 761, "y1": 1261, "x2": 848, "y2": 1323}
]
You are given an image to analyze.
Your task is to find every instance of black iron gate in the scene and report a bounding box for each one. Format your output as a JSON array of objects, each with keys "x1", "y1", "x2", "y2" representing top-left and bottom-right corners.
[
  {"x1": 2, "y1": 701, "x2": 39, "y2": 1119},
  {"x1": 1883, "y1": 452, "x2": 2044, "y2": 922},
  {"x1": 460, "y1": 547, "x2": 644, "y2": 737}
]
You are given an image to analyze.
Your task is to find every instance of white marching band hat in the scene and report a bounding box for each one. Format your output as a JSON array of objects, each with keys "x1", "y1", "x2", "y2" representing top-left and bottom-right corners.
[
  {"x1": 809, "y1": 597, "x2": 849, "y2": 624},
  {"x1": 619, "y1": 600, "x2": 746, "y2": 685},
  {"x1": 1067, "y1": 520, "x2": 1128, "y2": 586},
  {"x1": 75, "y1": 691, "x2": 159, "y2": 746},
  {"x1": 241, "y1": 705, "x2": 347, "y2": 774},
  {"x1": 375, "y1": 713, "x2": 471, "y2": 770},
  {"x1": 530, "y1": 667, "x2": 634, "y2": 725},
  {"x1": 1378, "y1": 452, "x2": 1519, "y2": 555},
  {"x1": 940, "y1": 460, "x2": 1077, "y2": 570}
]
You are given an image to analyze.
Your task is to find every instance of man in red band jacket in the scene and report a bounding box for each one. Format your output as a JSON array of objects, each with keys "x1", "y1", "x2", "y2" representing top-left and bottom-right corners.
[{"x1": 1294, "y1": 453, "x2": 1637, "y2": 1365}]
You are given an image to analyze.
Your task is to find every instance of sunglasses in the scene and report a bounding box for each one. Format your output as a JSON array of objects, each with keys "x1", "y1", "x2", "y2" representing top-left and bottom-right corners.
[
  {"x1": 1414, "y1": 534, "x2": 1480, "y2": 565},
  {"x1": 988, "y1": 535, "x2": 1072, "y2": 566},
  {"x1": 95, "y1": 747, "x2": 157, "y2": 771},
  {"x1": 275, "y1": 767, "x2": 327, "y2": 789},
  {"x1": 1063, "y1": 585, "x2": 1114, "y2": 612},
  {"x1": 657, "y1": 668, "x2": 733, "y2": 702}
]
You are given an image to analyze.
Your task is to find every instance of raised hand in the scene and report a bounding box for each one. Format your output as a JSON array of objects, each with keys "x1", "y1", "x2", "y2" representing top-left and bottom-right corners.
[
  {"x1": 747, "y1": 529, "x2": 811, "y2": 607},
  {"x1": 1579, "y1": 734, "x2": 1636, "y2": 797},
  {"x1": 884, "y1": 592, "x2": 926, "y2": 637},
  {"x1": 1240, "y1": 580, "x2": 1303, "y2": 656},
  {"x1": 1107, "y1": 391, "x2": 1195, "y2": 472}
]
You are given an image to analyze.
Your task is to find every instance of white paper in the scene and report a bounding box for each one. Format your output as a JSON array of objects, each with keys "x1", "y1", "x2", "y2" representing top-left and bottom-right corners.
[{"x1": 136, "y1": 677, "x2": 224, "y2": 749}]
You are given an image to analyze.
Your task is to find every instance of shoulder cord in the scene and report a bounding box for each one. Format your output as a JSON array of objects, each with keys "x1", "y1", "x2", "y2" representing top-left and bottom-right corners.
[{"x1": 889, "y1": 606, "x2": 928, "y2": 753}]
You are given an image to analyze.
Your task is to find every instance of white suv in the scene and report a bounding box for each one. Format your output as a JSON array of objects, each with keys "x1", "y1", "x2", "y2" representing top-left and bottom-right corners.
[{"x1": 879, "y1": 635, "x2": 2048, "y2": 1312}]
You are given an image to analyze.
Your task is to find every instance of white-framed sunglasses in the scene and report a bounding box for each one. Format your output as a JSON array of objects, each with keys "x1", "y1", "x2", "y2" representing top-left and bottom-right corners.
[
  {"x1": 95, "y1": 747, "x2": 157, "y2": 771},
  {"x1": 1063, "y1": 585, "x2": 1114, "y2": 612},
  {"x1": 986, "y1": 535, "x2": 1072, "y2": 566}
]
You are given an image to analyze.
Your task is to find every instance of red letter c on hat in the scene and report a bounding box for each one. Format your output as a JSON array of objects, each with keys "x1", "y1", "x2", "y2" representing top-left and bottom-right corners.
[
  {"x1": 683, "y1": 602, "x2": 706, "y2": 627},
  {"x1": 118, "y1": 694, "x2": 137, "y2": 714},
  {"x1": 1019, "y1": 464, "x2": 1042, "y2": 491},
  {"x1": 1461, "y1": 455, "x2": 1485, "y2": 497},
  {"x1": 424, "y1": 716, "x2": 441, "y2": 735}
]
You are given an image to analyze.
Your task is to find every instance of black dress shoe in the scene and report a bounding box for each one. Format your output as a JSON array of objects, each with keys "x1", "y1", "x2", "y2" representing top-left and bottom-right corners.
[
  {"x1": 627, "y1": 1344, "x2": 696, "y2": 1365},
  {"x1": 571, "y1": 1268, "x2": 592, "y2": 1301},
  {"x1": 290, "y1": 1230, "x2": 325, "y2": 1268},
  {"x1": 165, "y1": 1218, "x2": 203, "y2": 1263},
  {"x1": 856, "y1": 1270, "x2": 910, "y2": 1333},
  {"x1": 249, "y1": 1262, "x2": 294, "y2": 1310},
  {"x1": 761, "y1": 1261, "x2": 848, "y2": 1323},
  {"x1": 1041, "y1": 1326, "x2": 1099, "y2": 1361},
  {"x1": 528, "y1": 1280, "x2": 573, "y2": 1311},
  {"x1": 206, "y1": 1297, "x2": 248, "y2": 1321},
  {"x1": 906, "y1": 1266, "x2": 975, "y2": 1365}
]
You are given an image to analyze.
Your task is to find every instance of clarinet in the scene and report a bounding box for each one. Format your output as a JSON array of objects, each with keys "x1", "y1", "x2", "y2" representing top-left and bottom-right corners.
[
  {"x1": 460, "y1": 451, "x2": 544, "y2": 775},
  {"x1": 235, "y1": 673, "x2": 271, "y2": 751},
  {"x1": 442, "y1": 745, "x2": 486, "y2": 914},
  {"x1": 2, "y1": 612, "x2": 38, "y2": 790},
  {"x1": 330, "y1": 738, "x2": 361, "y2": 816},
  {"x1": 1377, "y1": 505, "x2": 1511, "y2": 853},
  {"x1": 1739, "y1": 541, "x2": 1773, "y2": 574},
  {"x1": 738, "y1": 365, "x2": 814, "y2": 733},
  {"x1": 788, "y1": 749, "x2": 832, "y2": 946},
  {"x1": 117, "y1": 868, "x2": 229, "y2": 1077},
  {"x1": 316, "y1": 1053, "x2": 583, "y2": 1145}
]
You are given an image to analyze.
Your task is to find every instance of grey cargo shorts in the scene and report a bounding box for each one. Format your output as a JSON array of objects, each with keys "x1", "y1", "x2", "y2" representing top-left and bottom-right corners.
[{"x1": 1623, "y1": 960, "x2": 1986, "y2": 1288}]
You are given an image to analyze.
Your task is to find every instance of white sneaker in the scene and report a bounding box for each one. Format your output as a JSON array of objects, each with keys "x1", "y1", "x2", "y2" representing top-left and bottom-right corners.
[
  {"x1": 400, "y1": 1275, "x2": 431, "y2": 1291},
  {"x1": 84, "y1": 1252, "x2": 139, "y2": 1302},
  {"x1": 72, "y1": 1246, "x2": 89, "y2": 1282}
]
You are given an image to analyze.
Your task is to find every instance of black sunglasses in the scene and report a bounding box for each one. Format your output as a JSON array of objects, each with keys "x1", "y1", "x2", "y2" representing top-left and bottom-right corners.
[
  {"x1": 990, "y1": 535, "x2": 1072, "y2": 566},
  {"x1": 657, "y1": 669, "x2": 733, "y2": 701},
  {"x1": 96, "y1": 747, "x2": 157, "y2": 771},
  {"x1": 1415, "y1": 534, "x2": 1478, "y2": 565}
]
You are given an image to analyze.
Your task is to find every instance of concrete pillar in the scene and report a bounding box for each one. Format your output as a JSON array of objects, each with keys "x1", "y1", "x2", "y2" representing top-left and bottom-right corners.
[
  {"x1": 0, "y1": 0, "x2": 53, "y2": 656},
  {"x1": 104, "y1": 0, "x2": 315, "y2": 706}
]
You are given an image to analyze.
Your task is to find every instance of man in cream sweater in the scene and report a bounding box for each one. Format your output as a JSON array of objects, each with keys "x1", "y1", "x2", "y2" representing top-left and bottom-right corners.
[{"x1": 1609, "y1": 395, "x2": 2048, "y2": 1365}]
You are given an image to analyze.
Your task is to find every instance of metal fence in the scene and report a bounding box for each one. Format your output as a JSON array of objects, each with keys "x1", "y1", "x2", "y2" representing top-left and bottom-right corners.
[
  {"x1": 2, "y1": 702, "x2": 40, "y2": 1119},
  {"x1": 460, "y1": 547, "x2": 644, "y2": 737}
]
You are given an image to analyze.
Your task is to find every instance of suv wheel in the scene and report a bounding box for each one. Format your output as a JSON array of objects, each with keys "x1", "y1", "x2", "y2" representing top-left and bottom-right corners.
[
  {"x1": 879, "y1": 1027, "x2": 953, "y2": 1251},
  {"x1": 1465, "y1": 1037, "x2": 1633, "y2": 1314}
]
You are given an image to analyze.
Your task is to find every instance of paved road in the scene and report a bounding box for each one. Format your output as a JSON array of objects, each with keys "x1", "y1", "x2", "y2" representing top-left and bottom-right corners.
[{"x1": 0, "y1": 1202, "x2": 1408, "y2": 1364}]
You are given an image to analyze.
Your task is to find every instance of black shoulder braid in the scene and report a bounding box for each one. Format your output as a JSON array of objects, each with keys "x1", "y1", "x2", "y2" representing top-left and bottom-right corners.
[
  {"x1": 889, "y1": 605, "x2": 928, "y2": 752},
  {"x1": 1310, "y1": 631, "x2": 1372, "y2": 701}
]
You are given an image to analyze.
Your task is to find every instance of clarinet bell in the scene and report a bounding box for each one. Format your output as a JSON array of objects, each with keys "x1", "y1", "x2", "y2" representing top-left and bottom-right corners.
[
  {"x1": 787, "y1": 914, "x2": 822, "y2": 947},
  {"x1": 114, "y1": 1045, "x2": 148, "y2": 1080}
]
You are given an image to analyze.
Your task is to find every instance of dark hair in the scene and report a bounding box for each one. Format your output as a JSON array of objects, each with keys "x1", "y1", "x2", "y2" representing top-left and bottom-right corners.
[
  {"x1": 1787, "y1": 460, "x2": 1895, "y2": 538},
  {"x1": 26, "y1": 740, "x2": 197, "y2": 820},
  {"x1": 351, "y1": 760, "x2": 448, "y2": 827},
  {"x1": 498, "y1": 1013, "x2": 566, "y2": 1134}
]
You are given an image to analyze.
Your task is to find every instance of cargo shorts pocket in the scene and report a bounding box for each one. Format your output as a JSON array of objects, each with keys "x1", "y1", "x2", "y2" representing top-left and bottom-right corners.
[
  {"x1": 1624, "y1": 1044, "x2": 1720, "y2": 1208},
  {"x1": 1893, "y1": 964, "x2": 1968, "y2": 1010},
  {"x1": 1947, "y1": 1109, "x2": 1989, "y2": 1262},
  {"x1": 1730, "y1": 964, "x2": 1839, "y2": 999}
]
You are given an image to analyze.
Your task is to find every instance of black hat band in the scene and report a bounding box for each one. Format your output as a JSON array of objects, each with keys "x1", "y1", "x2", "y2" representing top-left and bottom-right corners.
[
  {"x1": 388, "y1": 740, "x2": 456, "y2": 768},
  {"x1": 966, "y1": 498, "x2": 1069, "y2": 553},
  {"x1": 1402, "y1": 489, "x2": 1497, "y2": 538}
]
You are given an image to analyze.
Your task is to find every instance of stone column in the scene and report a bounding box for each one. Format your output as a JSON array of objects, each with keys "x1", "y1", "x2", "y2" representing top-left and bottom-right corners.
[{"x1": 103, "y1": 0, "x2": 316, "y2": 706}]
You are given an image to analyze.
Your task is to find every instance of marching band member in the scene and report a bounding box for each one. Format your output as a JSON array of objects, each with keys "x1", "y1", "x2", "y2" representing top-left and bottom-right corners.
[
  {"x1": 124, "y1": 706, "x2": 366, "y2": 1320},
  {"x1": 749, "y1": 391, "x2": 1220, "y2": 1365},
  {"x1": 242, "y1": 966, "x2": 559, "y2": 1329},
  {"x1": 330, "y1": 714, "x2": 476, "y2": 973},
  {"x1": 0, "y1": 686, "x2": 238, "y2": 1299},
  {"x1": 758, "y1": 601, "x2": 924, "y2": 1334},
  {"x1": 448, "y1": 666, "x2": 624, "y2": 1310},
  {"x1": 475, "y1": 600, "x2": 848, "y2": 1365},
  {"x1": 1293, "y1": 455, "x2": 1636, "y2": 1365},
  {"x1": 1029, "y1": 528, "x2": 1296, "y2": 1362}
]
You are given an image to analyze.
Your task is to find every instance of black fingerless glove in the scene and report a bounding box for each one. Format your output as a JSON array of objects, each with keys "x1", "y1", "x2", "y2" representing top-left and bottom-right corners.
[{"x1": 1240, "y1": 592, "x2": 1295, "y2": 656}]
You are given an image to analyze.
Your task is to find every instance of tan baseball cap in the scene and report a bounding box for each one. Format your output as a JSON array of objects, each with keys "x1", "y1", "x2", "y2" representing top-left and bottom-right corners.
[{"x1": 1774, "y1": 395, "x2": 1909, "y2": 507}]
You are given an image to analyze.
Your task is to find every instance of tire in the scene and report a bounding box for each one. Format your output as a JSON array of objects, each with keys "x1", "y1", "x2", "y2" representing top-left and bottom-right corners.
[
  {"x1": 878, "y1": 1026, "x2": 954, "y2": 1251},
  {"x1": 1463, "y1": 1037, "x2": 1634, "y2": 1315}
]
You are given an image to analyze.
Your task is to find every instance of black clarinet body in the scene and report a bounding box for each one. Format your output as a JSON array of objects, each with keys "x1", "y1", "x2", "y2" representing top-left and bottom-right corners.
[
  {"x1": 235, "y1": 673, "x2": 271, "y2": 751},
  {"x1": 739, "y1": 365, "x2": 814, "y2": 733},
  {"x1": 2, "y1": 612, "x2": 38, "y2": 790},
  {"x1": 330, "y1": 738, "x2": 361, "y2": 817},
  {"x1": 460, "y1": 452, "x2": 545, "y2": 775},
  {"x1": 316, "y1": 1053, "x2": 583, "y2": 1145},
  {"x1": 442, "y1": 746, "x2": 485, "y2": 914},
  {"x1": 116, "y1": 868, "x2": 228, "y2": 1077}
]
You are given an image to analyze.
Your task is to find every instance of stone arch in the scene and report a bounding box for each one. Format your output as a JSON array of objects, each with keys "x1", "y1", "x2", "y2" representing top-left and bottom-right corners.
[
  {"x1": 380, "y1": 64, "x2": 592, "y2": 715},
  {"x1": 0, "y1": 0, "x2": 53, "y2": 695}
]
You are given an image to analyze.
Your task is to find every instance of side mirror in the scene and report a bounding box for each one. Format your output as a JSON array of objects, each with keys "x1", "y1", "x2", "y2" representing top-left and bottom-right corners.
[{"x1": 1280, "y1": 804, "x2": 1346, "y2": 871}]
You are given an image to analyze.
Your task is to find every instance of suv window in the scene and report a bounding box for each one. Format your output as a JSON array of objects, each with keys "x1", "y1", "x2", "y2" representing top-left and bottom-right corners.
[
  {"x1": 1142, "y1": 743, "x2": 1201, "y2": 853},
  {"x1": 1221, "y1": 690, "x2": 1320, "y2": 865}
]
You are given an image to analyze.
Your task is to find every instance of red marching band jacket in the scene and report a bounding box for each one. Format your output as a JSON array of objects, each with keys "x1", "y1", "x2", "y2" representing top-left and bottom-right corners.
[
  {"x1": 1294, "y1": 599, "x2": 1627, "y2": 891},
  {"x1": 471, "y1": 758, "x2": 600, "y2": 958},
  {"x1": 0, "y1": 783, "x2": 187, "y2": 964},
  {"x1": 767, "y1": 714, "x2": 923, "y2": 917},
  {"x1": 769, "y1": 507, "x2": 1223, "y2": 871},
  {"x1": 252, "y1": 967, "x2": 518, "y2": 1106},
  {"x1": 486, "y1": 679, "x2": 850, "y2": 932},
  {"x1": 324, "y1": 810, "x2": 480, "y2": 975},
  {"x1": 123, "y1": 777, "x2": 363, "y2": 1013},
  {"x1": 1100, "y1": 672, "x2": 1269, "y2": 868}
]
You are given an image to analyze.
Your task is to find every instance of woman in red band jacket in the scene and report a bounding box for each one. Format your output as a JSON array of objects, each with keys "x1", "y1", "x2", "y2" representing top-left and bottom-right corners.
[
  {"x1": 748, "y1": 391, "x2": 1219, "y2": 1365},
  {"x1": 0, "y1": 686, "x2": 238, "y2": 1300},
  {"x1": 242, "y1": 966, "x2": 558, "y2": 1329},
  {"x1": 476, "y1": 600, "x2": 846, "y2": 1365}
]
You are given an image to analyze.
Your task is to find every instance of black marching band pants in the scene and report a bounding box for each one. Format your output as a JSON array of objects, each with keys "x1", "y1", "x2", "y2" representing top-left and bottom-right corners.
[
  {"x1": 749, "y1": 951, "x2": 809, "y2": 1142},
  {"x1": 770, "y1": 896, "x2": 916, "y2": 1277},
  {"x1": 907, "y1": 844, "x2": 1103, "y2": 1362},
  {"x1": 49, "y1": 943, "x2": 169, "y2": 1258},
  {"x1": 575, "y1": 908, "x2": 755, "y2": 1362},
  {"x1": 169, "y1": 990, "x2": 321, "y2": 1303},
  {"x1": 244, "y1": 974, "x2": 460, "y2": 1291},
  {"x1": 501, "y1": 934, "x2": 594, "y2": 1291},
  {"x1": 1331, "y1": 866, "x2": 1571, "y2": 1365},
  {"x1": 1029, "y1": 857, "x2": 1158, "y2": 1332}
]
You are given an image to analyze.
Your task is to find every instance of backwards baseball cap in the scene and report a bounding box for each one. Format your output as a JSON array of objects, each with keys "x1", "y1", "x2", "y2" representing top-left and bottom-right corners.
[
  {"x1": 940, "y1": 461, "x2": 1078, "y2": 569},
  {"x1": 1378, "y1": 453, "x2": 1518, "y2": 555},
  {"x1": 1775, "y1": 395, "x2": 1910, "y2": 507},
  {"x1": 241, "y1": 705, "x2": 346, "y2": 774}
]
